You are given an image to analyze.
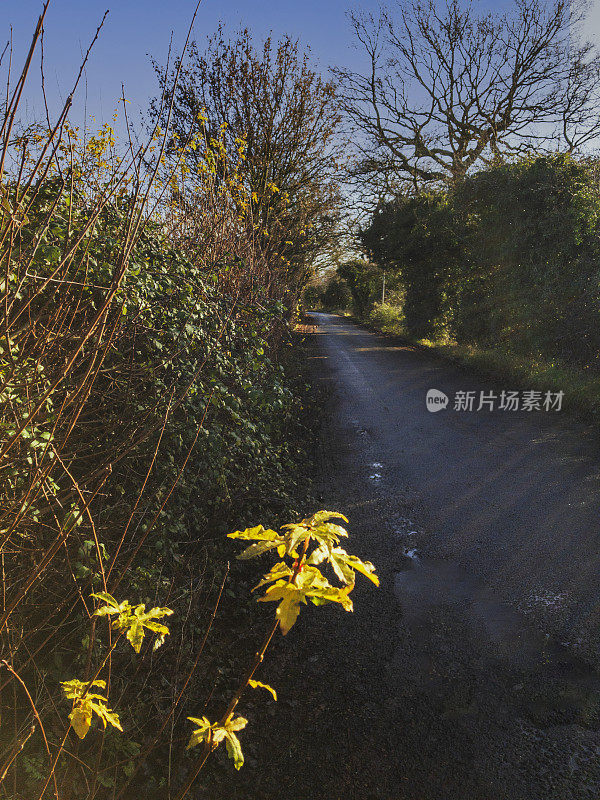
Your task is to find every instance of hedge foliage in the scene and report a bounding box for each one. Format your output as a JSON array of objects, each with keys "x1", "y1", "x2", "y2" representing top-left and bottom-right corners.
[{"x1": 360, "y1": 155, "x2": 600, "y2": 369}]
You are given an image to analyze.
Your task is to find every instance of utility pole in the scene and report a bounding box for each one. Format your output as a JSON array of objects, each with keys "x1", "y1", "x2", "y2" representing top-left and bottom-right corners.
[{"x1": 382, "y1": 271, "x2": 386, "y2": 304}]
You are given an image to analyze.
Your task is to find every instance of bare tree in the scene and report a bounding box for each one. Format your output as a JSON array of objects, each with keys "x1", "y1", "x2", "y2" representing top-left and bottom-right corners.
[{"x1": 336, "y1": 0, "x2": 600, "y2": 191}]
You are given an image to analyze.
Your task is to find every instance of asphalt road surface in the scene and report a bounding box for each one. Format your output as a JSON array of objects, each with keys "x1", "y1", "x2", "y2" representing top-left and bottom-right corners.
[
  {"x1": 219, "y1": 312, "x2": 600, "y2": 800},
  {"x1": 310, "y1": 313, "x2": 600, "y2": 646}
]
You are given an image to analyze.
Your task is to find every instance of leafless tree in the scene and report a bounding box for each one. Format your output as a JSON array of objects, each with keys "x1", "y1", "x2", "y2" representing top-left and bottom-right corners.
[{"x1": 336, "y1": 0, "x2": 600, "y2": 191}]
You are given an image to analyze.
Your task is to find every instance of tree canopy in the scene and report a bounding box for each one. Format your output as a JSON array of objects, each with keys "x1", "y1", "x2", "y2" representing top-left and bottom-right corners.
[{"x1": 336, "y1": 0, "x2": 600, "y2": 195}]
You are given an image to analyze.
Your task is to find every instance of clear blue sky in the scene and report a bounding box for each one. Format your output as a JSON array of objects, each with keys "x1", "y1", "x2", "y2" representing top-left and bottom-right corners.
[
  {"x1": 3, "y1": 0, "x2": 600, "y2": 135},
  {"x1": 4, "y1": 0, "x2": 380, "y2": 133}
]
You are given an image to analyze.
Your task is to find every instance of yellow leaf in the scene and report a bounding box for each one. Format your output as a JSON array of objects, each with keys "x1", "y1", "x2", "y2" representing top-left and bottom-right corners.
[
  {"x1": 127, "y1": 618, "x2": 144, "y2": 653},
  {"x1": 248, "y1": 679, "x2": 277, "y2": 701},
  {"x1": 228, "y1": 525, "x2": 280, "y2": 542},
  {"x1": 258, "y1": 582, "x2": 306, "y2": 635},
  {"x1": 69, "y1": 704, "x2": 92, "y2": 739}
]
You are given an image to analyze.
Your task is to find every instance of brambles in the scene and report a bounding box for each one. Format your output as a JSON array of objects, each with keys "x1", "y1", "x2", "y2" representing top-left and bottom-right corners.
[{"x1": 0, "y1": 6, "x2": 336, "y2": 798}]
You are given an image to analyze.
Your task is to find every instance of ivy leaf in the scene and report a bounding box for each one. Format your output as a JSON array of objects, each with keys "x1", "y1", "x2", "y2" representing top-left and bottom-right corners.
[{"x1": 248, "y1": 679, "x2": 277, "y2": 701}]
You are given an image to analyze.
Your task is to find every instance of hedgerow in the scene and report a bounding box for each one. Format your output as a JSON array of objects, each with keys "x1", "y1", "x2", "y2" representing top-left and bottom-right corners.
[
  {"x1": 0, "y1": 10, "x2": 353, "y2": 797},
  {"x1": 360, "y1": 154, "x2": 600, "y2": 371}
]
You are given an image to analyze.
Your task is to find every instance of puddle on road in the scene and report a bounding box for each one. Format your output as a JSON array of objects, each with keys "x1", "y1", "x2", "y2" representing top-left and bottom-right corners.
[
  {"x1": 402, "y1": 547, "x2": 421, "y2": 563},
  {"x1": 368, "y1": 461, "x2": 384, "y2": 482}
]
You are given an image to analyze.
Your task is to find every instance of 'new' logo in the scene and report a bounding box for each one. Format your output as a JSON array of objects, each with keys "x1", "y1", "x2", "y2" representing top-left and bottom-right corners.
[{"x1": 426, "y1": 389, "x2": 448, "y2": 412}]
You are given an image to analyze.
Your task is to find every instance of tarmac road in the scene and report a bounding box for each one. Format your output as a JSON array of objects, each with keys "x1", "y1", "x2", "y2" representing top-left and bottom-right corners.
[{"x1": 309, "y1": 313, "x2": 600, "y2": 651}]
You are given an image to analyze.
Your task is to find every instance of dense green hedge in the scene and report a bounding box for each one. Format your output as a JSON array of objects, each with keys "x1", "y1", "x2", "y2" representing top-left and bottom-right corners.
[
  {"x1": 3, "y1": 178, "x2": 314, "y2": 795},
  {"x1": 361, "y1": 155, "x2": 600, "y2": 368}
]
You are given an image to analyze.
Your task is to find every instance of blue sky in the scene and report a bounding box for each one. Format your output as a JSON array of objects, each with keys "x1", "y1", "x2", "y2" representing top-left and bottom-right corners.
[
  {"x1": 4, "y1": 0, "x2": 378, "y2": 132},
  {"x1": 3, "y1": 0, "x2": 600, "y2": 135}
]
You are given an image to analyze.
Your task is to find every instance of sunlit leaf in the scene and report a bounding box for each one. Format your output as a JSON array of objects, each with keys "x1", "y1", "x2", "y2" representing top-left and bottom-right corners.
[
  {"x1": 257, "y1": 581, "x2": 306, "y2": 634},
  {"x1": 91, "y1": 591, "x2": 120, "y2": 609},
  {"x1": 236, "y1": 540, "x2": 284, "y2": 560},
  {"x1": 186, "y1": 716, "x2": 212, "y2": 749},
  {"x1": 186, "y1": 714, "x2": 247, "y2": 770},
  {"x1": 61, "y1": 678, "x2": 122, "y2": 740},
  {"x1": 309, "y1": 546, "x2": 379, "y2": 587},
  {"x1": 248, "y1": 679, "x2": 277, "y2": 701},
  {"x1": 127, "y1": 619, "x2": 144, "y2": 653},
  {"x1": 253, "y1": 562, "x2": 292, "y2": 590},
  {"x1": 308, "y1": 511, "x2": 349, "y2": 525},
  {"x1": 91, "y1": 594, "x2": 173, "y2": 652},
  {"x1": 225, "y1": 731, "x2": 244, "y2": 770},
  {"x1": 227, "y1": 525, "x2": 280, "y2": 542},
  {"x1": 69, "y1": 704, "x2": 92, "y2": 739}
]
